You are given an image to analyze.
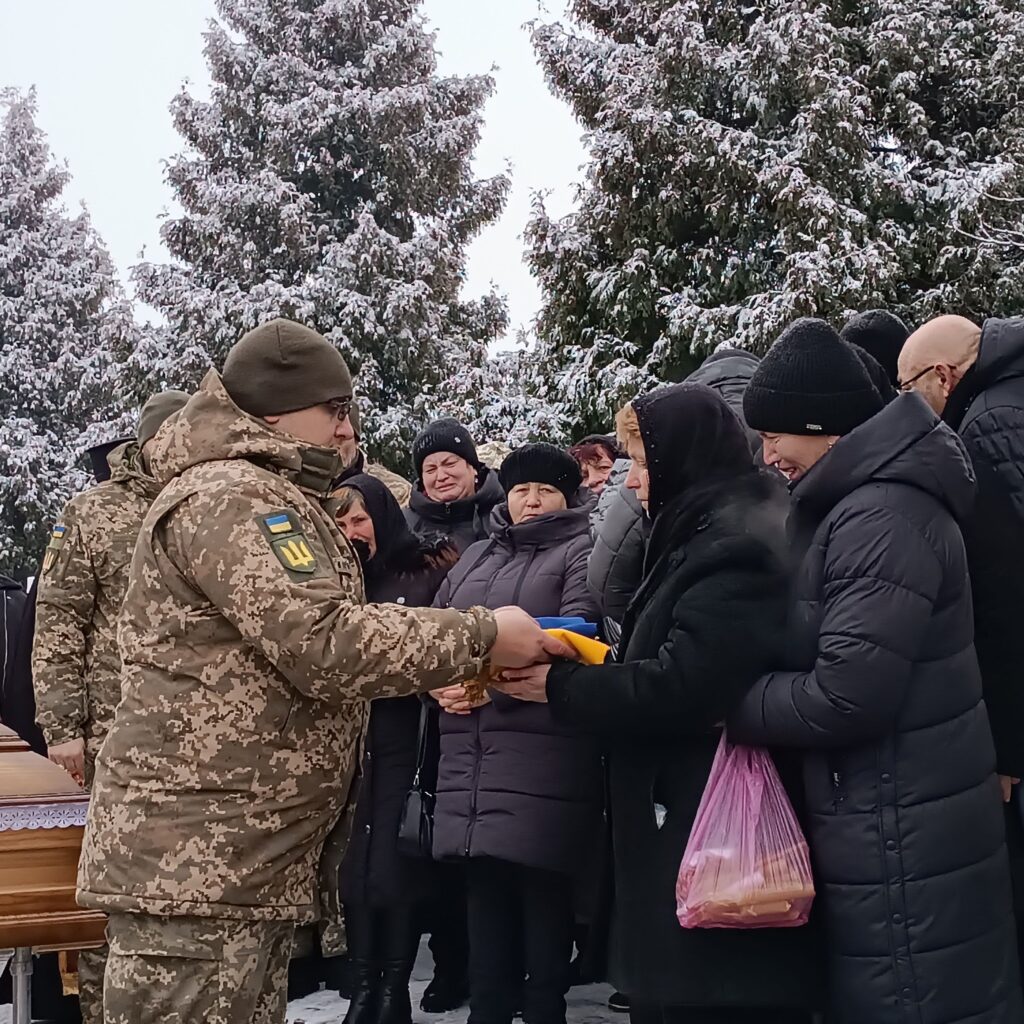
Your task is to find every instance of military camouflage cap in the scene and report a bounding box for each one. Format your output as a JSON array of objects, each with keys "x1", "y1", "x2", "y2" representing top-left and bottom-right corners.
[{"x1": 222, "y1": 319, "x2": 353, "y2": 417}]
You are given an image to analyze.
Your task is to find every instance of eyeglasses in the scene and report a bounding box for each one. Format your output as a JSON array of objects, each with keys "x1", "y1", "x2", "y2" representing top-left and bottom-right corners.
[
  {"x1": 897, "y1": 366, "x2": 937, "y2": 393},
  {"x1": 326, "y1": 397, "x2": 353, "y2": 421}
]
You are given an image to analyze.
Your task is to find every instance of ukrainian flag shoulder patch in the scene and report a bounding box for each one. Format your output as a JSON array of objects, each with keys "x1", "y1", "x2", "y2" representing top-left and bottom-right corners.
[
  {"x1": 264, "y1": 513, "x2": 294, "y2": 535},
  {"x1": 42, "y1": 524, "x2": 68, "y2": 574},
  {"x1": 256, "y1": 509, "x2": 318, "y2": 577}
]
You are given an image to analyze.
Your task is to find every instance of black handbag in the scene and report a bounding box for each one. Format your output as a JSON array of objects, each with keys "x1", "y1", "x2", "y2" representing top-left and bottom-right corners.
[{"x1": 397, "y1": 702, "x2": 436, "y2": 859}]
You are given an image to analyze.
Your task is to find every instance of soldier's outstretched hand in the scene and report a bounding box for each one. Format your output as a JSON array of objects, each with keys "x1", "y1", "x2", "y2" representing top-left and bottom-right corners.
[{"x1": 490, "y1": 607, "x2": 577, "y2": 668}]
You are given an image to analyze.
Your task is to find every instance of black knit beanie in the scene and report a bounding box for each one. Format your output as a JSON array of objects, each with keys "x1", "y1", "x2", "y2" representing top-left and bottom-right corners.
[
  {"x1": 499, "y1": 443, "x2": 582, "y2": 503},
  {"x1": 839, "y1": 310, "x2": 909, "y2": 388},
  {"x1": 222, "y1": 319, "x2": 353, "y2": 416},
  {"x1": 412, "y1": 419, "x2": 481, "y2": 479},
  {"x1": 743, "y1": 318, "x2": 884, "y2": 436},
  {"x1": 847, "y1": 342, "x2": 898, "y2": 405}
]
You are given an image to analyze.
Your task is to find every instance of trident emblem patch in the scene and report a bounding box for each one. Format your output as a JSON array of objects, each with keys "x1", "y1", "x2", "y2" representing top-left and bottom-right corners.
[{"x1": 257, "y1": 509, "x2": 320, "y2": 578}]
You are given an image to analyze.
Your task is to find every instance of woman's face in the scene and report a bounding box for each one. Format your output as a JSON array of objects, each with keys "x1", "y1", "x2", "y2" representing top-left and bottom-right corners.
[
  {"x1": 624, "y1": 438, "x2": 650, "y2": 510},
  {"x1": 422, "y1": 453, "x2": 477, "y2": 503},
  {"x1": 759, "y1": 432, "x2": 838, "y2": 483},
  {"x1": 508, "y1": 483, "x2": 568, "y2": 524},
  {"x1": 579, "y1": 453, "x2": 616, "y2": 495},
  {"x1": 338, "y1": 497, "x2": 377, "y2": 558}
]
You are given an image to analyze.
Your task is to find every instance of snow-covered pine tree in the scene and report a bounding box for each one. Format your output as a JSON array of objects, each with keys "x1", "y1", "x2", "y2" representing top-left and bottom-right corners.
[
  {"x1": 0, "y1": 89, "x2": 137, "y2": 575},
  {"x1": 527, "y1": 0, "x2": 1024, "y2": 436},
  {"x1": 133, "y1": 0, "x2": 509, "y2": 467},
  {"x1": 427, "y1": 340, "x2": 571, "y2": 451}
]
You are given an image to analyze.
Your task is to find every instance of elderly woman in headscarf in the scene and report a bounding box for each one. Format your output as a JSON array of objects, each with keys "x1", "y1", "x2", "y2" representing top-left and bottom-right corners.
[
  {"x1": 482, "y1": 383, "x2": 821, "y2": 1024},
  {"x1": 331, "y1": 474, "x2": 460, "y2": 1024}
]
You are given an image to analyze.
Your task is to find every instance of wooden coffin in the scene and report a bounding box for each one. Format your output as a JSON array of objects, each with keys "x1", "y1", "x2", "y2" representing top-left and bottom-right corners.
[{"x1": 0, "y1": 727, "x2": 105, "y2": 951}]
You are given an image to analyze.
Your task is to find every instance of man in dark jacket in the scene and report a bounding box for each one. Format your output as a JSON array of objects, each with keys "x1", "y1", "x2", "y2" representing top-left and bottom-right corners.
[
  {"x1": 899, "y1": 316, "x2": 1024, "y2": 799},
  {"x1": 405, "y1": 419, "x2": 504, "y2": 552},
  {"x1": 900, "y1": 315, "x2": 1024, "y2": 964}
]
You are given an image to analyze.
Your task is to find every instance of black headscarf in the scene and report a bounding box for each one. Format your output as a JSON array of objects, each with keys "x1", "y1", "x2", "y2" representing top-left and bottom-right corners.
[
  {"x1": 633, "y1": 382, "x2": 754, "y2": 520},
  {"x1": 336, "y1": 474, "x2": 416, "y2": 582}
]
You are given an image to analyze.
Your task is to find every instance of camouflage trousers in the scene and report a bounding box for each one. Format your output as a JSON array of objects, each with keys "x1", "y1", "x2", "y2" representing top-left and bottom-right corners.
[
  {"x1": 79, "y1": 943, "x2": 108, "y2": 1024},
  {"x1": 79, "y1": 758, "x2": 106, "y2": 1024},
  {"x1": 103, "y1": 913, "x2": 294, "y2": 1024}
]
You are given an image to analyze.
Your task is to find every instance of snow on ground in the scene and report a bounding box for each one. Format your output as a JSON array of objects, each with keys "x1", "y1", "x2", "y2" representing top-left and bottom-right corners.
[
  {"x1": 287, "y1": 942, "x2": 615, "y2": 1024},
  {"x1": 0, "y1": 941, "x2": 615, "y2": 1023}
]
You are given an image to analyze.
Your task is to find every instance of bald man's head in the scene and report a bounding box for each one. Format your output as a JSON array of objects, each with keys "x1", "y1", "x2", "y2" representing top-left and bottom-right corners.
[{"x1": 897, "y1": 315, "x2": 981, "y2": 414}]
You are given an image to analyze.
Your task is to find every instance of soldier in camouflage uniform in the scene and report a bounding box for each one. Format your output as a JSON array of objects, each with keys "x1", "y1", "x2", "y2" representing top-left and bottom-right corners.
[
  {"x1": 76, "y1": 319, "x2": 567, "y2": 1024},
  {"x1": 33, "y1": 390, "x2": 190, "y2": 785},
  {"x1": 32, "y1": 390, "x2": 190, "y2": 1024}
]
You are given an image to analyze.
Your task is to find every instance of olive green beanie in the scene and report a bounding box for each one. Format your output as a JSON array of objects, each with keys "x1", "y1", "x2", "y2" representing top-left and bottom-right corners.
[
  {"x1": 221, "y1": 319, "x2": 353, "y2": 416},
  {"x1": 137, "y1": 390, "x2": 190, "y2": 447}
]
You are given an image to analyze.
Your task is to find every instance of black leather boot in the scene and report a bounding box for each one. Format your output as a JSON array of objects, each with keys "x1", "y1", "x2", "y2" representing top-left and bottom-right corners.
[
  {"x1": 376, "y1": 959, "x2": 415, "y2": 1024},
  {"x1": 343, "y1": 959, "x2": 381, "y2": 1024},
  {"x1": 419, "y1": 968, "x2": 470, "y2": 1013}
]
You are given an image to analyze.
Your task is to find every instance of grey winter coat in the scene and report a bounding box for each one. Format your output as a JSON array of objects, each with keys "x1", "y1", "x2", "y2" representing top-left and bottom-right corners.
[
  {"x1": 587, "y1": 460, "x2": 646, "y2": 625},
  {"x1": 729, "y1": 393, "x2": 1023, "y2": 1024},
  {"x1": 431, "y1": 500, "x2": 603, "y2": 873}
]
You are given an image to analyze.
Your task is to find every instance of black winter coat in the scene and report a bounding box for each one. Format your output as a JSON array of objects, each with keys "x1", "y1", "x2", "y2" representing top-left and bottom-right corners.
[
  {"x1": 0, "y1": 576, "x2": 44, "y2": 754},
  {"x1": 0, "y1": 576, "x2": 27, "y2": 733},
  {"x1": 338, "y1": 475, "x2": 454, "y2": 908},
  {"x1": 685, "y1": 348, "x2": 762, "y2": 457},
  {"x1": 730, "y1": 394, "x2": 1023, "y2": 1024},
  {"x1": 942, "y1": 317, "x2": 1024, "y2": 779},
  {"x1": 432, "y1": 500, "x2": 603, "y2": 874},
  {"x1": 547, "y1": 473, "x2": 819, "y2": 1009},
  {"x1": 404, "y1": 467, "x2": 504, "y2": 553}
]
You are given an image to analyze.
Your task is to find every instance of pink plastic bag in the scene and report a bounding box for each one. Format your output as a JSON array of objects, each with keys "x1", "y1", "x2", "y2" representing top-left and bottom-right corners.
[{"x1": 676, "y1": 733, "x2": 815, "y2": 929}]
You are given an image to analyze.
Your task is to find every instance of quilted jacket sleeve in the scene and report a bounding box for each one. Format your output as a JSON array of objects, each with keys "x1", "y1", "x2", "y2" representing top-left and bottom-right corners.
[{"x1": 729, "y1": 503, "x2": 943, "y2": 748}]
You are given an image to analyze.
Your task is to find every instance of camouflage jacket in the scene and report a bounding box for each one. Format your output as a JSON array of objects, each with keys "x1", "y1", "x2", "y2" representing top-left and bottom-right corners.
[
  {"x1": 33, "y1": 443, "x2": 160, "y2": 767},
  {"x1": 77, "y1": 371, "x2": 496, "y2": 922}
]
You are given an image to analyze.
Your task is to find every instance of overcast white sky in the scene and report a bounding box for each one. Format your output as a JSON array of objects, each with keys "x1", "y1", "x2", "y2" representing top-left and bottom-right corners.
[{"x1": 0, "y1": 0, "x2": 587, "y2": 345}]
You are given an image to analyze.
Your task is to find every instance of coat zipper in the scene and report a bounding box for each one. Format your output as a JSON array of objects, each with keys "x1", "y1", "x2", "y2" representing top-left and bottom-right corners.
[
  {"x1": 510, "y1": 548, "x2": 538, "y2": 608},
  {"x1": 829, "y1": 758, "x2": 847, "y2": 811},
  {"x1": 465, "y1": 713, "x2": 483, "y2": 856}
]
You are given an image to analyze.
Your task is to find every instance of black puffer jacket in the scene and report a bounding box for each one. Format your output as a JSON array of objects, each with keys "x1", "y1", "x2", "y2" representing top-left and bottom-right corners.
[
  {"x1": 404, "y1": 467, "x2": 504, "y2": 553},
  {"x1": 432, "y1": 500, "x2": 603, "y2": 874},
  {"x1": 730, "y1": 394, "x2": 1023, "y2": 1024},
  {"x1": 686, "y1": 348, "x2": 762, "y2": 456},
  {"x1": 338, "y1": 475, "x2": 454, "y2": 908},
  {"x1": 0, "y1": 576, "x2": 43, "y2": 754},
  {"x1": 0, "y1": 576, "x2": 27, "y2": 732},
  {"x1": 942, "y1": 317, "x2": 1024, "y2": 779}
]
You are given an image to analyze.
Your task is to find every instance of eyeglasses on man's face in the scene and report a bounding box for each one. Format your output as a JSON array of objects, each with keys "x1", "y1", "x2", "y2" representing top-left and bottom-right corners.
[
  {"x1": 897, "y1": 365, "x2": 937, "y2": 393},
  {"x1": 326, "y1": 397, "x2": 353, "y2": 421}
]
